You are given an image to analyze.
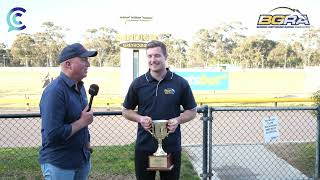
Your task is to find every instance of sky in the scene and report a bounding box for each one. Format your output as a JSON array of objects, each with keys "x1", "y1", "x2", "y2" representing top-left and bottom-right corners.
[{"x1": 0, "y1": 0, "x2": 319, "y2": 47}]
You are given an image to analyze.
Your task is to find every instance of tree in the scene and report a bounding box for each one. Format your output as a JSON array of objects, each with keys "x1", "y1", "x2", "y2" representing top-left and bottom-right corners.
[
  {"x1": 83, "y1": 27, "x2": 120, "y2": 67},
  {"x1": 32, "y1": 32, "x2": 51, "y2": 66},
  {"x1": 256, "y1": 39, "x2": 277, "y2": 68},
  {"x1": 188, "y1": 22, "x2": 248, "y2": 67},
  {"x1": 312, "y1": 89, "x2": 320, "y2": 110},
  {"x1": 0, "y1": 43, "x2": 11, "y2": 67},
  {"x1": 159, "y1": 34, "x2": 189, "y2": 68},
  {"x1": 291, "y1": 42, "x2": 304, "y2": 68},
  {"x1": 10, "y1": 22, "x2": 67, "y2": 67},
  {"x1": 232, "y1": 36, "x2": 262, "y2": 68},
  {"x1": 267, "y1": 42, "x2": 287, "y2": 68},
  {"x1": 32, "y1": 21, "x2": 67, "y2": 66},
  {"x1": 309, "y1": 50, "x2": 320, "y2": 66},
  {"x1": 187, "y1": 43, "x2": 208, "y2": 67},
  {"x1": 173, "y1": 39, "x2": 189, "y2": 68},
  {"x1": 10, "y1": 34, "x2": 36, "y2": 67},
  {"x1": 188, "y1": 29, "x2": 220, "y2": 67},
  {"x1": 300, "y1": 27, "x2": 320, "y2": 67},
  {"x1": 212, "y1": 22, "x2": 247, "y2": 66}
]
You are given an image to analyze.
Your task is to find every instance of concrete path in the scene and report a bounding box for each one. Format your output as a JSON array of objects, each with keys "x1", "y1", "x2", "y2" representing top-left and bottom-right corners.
[{"x1": 184, "y1": 144, "x2": 310, "y2": 180}]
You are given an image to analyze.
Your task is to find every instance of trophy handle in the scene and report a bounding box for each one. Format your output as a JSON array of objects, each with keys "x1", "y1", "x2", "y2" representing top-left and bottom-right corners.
[{"x1": 148, "y1": 129, "x2": 154, "y2": 136}]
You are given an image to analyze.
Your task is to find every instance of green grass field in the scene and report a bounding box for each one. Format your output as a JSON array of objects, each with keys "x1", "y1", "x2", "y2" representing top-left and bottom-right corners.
[
  {"x1": 0, "y1": 67, "x2": 122, "y2": 110},
  {"x1": 0, "y1": 144, "x2": 200, "y2": 180},
  {"x1": 0, "y1": 143, "x2": 315, "y2": 179},
  {"x1": 266, "y1": 142, "x2": 316, "y2": 178}
]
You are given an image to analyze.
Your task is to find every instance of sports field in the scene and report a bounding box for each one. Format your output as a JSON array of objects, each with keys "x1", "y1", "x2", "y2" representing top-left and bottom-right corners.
[
  {"x1": 0, "y1": 67, "x2": 121, "y2": 110},
  {"x1": 0, "y1": 67, "x2": 319, "y2": 110}
]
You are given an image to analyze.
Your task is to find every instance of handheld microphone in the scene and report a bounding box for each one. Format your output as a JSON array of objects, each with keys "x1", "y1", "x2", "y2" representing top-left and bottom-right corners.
[{"x1": 87, "y1": 84, "x2": 99, "y2": 112}]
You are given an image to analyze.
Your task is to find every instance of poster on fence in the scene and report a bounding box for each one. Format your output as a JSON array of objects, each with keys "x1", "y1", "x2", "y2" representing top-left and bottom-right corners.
[{"x1": 262, "y1": 116, "x2": 279, "y2": 143}]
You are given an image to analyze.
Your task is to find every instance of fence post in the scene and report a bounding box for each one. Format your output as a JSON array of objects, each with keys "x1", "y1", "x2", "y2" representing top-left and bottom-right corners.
[
  {"x1": 208, "y1": 107, "x2": 213, "y2": 180},
  {"x1": 200, "y1": 105, "x2": 209, "y2": 180},
  {"x1": 316, "y1": 106, "x2": 320, "y2": 179}
]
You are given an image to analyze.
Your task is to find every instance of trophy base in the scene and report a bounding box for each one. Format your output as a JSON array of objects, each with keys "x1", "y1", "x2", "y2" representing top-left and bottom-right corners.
[{"x1": 147, "y1": 154, "x2": 174, "y2": 171}]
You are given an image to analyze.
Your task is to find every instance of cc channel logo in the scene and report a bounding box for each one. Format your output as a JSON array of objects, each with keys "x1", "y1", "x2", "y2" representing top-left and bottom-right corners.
[{"x1": 6, "y1": 7, "x2": 27, "y2": 32}]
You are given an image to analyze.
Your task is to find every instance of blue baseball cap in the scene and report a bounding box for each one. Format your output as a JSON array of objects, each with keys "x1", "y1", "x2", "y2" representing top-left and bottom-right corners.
[{"x1": 58, "y1": 43, "x2": 98, "y2": 63}]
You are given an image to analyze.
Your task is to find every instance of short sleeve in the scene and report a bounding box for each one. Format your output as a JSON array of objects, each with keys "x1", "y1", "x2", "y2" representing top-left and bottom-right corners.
[
  {"x1": 181, "y1": 79, "x2": 197, "y2": 110},
  {"x1": 123, "y1": 81, "x2": 138, "y2": 110}
]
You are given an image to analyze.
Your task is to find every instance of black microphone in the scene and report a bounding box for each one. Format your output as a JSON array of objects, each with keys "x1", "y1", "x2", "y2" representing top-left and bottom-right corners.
[{"x1": 87, "y1": 84, "x2": 99, "y2": 112}]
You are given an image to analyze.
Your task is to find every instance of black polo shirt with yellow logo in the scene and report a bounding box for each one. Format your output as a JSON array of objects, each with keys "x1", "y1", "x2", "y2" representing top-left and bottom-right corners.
[{"x1": 123, "y1": 69, "x2": 197, "y2": 153}]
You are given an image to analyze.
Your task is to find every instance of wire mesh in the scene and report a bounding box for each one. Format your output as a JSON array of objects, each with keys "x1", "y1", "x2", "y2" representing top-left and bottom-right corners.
[
  {"x1": 0, "y1": 113, "x2": 203, "y2": 180},
  {"x1": 209, "y1": 107, "x2": 317, "y2": 180},
  {"x1": 0, "y1": 107, "x2": 318, "y2": 180}
]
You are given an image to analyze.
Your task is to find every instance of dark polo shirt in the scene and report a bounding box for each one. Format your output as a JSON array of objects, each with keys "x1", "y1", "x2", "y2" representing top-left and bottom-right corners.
[{"x1": 123, "y1": 69, "x2": 197, "y2": 153}]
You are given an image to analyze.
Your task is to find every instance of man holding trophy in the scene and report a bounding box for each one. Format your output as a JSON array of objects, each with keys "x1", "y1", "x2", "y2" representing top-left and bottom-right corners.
[{"x1": 122, "y1": 40, "x2": 197, "y2": 180}]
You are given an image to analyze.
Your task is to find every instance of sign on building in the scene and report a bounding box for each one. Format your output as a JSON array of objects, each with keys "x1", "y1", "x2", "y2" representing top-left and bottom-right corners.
[{"x1": 175, "y1": 71, "x2": 229, "y2": 90}]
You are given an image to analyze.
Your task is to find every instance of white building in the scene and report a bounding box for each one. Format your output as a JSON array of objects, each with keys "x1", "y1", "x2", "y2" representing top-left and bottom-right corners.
[{"x1": 118, "y1": 16, "x2": 158, "y2": 96}]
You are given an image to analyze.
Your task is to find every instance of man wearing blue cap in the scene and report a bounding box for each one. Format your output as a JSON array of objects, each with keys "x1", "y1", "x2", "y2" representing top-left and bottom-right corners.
[{"x1": 39, "y1": 43, "x2": 97, "y2": 180}]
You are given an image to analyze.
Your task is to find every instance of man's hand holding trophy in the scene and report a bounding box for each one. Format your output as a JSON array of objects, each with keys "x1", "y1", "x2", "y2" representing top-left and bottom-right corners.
[{"x1": 147, "y1": 120, "x2": 174, "y2": 171}]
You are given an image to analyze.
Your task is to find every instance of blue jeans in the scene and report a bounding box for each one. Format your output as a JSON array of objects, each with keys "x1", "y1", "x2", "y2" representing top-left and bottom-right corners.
[{"x1": 40, "y1": 161, "x2": 91, "y2": 180}]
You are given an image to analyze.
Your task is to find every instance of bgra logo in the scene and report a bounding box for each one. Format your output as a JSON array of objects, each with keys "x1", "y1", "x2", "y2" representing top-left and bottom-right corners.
[
  {"x1": 257, "y1": 7, "x2": 310, "y2": 28},
  {"x1": 6, "y1": 7, "x2": 27, "y2": 32}
]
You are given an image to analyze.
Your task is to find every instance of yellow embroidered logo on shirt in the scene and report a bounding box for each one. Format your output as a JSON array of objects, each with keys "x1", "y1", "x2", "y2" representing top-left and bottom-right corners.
[{"x1": 164, "y1": 88, "x2": 175, "y2": 95}]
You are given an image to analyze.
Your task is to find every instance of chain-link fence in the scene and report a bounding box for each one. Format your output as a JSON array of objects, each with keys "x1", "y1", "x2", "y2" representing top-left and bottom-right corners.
[
  {"x1": 202, "y1": 106, "x2": 319, "y2": 180},
  {"x1": 0, "y1": 106, "x2": 319, "y2": 180},
  {"x1": 0, "y1": 111, "x2": 203, "y2": 180}
]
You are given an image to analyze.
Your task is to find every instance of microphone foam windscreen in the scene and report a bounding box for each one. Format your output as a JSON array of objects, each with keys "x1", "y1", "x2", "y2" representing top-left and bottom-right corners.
[{"x1": 89, "y1": 84, "x2": 99, "y2": 96}]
